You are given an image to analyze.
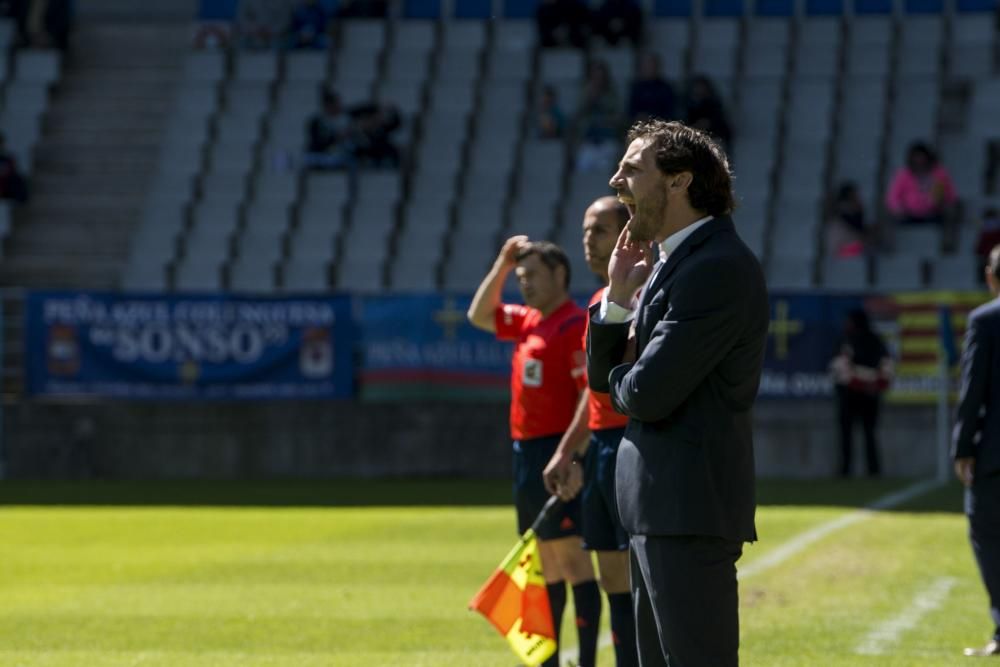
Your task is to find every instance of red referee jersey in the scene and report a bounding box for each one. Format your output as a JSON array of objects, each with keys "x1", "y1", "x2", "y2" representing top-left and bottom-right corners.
[
  {"x1": 494, "y1": 300, "x2": 587, "y2": 440},
  {"x1": 584, "y1": 288, "x2": 630, "y2": 431}
]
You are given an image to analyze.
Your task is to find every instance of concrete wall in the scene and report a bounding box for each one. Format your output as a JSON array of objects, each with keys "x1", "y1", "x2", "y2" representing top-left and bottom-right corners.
[{"x1": 0, "y1": 399, "x2": 948, "y2": 480}]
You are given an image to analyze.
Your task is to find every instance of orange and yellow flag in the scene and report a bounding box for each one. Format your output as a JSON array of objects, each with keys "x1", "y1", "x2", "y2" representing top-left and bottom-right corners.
[{"x1": 469, "y1": 528, "x2": 557, "y2": 666}]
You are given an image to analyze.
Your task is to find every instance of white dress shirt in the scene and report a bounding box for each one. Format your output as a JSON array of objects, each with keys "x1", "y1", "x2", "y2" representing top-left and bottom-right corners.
[{"x1": 599, "y1": 216, "x2": 714, "y2": 323}]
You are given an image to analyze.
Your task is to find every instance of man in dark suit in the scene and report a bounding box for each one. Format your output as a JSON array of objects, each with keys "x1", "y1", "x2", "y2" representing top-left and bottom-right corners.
[
  {"x1": 955, "y1": 244, "x2": 1000, "y2": 658},
  {"x1": 587, "y1": 119, "x2": 769, "y2": 666}
]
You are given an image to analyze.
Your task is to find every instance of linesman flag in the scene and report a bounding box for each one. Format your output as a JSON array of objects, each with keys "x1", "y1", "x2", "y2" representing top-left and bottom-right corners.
[{"x1": 469, "y1": 496, "x2": 561, "y2": 666}]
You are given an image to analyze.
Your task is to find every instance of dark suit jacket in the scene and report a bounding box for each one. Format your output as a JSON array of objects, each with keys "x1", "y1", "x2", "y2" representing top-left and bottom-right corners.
[
  {"x1": 587, "y1": 216, "x2": 768, "y2": 542},
  {"x1": 953, "y1": 296, "x2": 1000, "y2": 478}
]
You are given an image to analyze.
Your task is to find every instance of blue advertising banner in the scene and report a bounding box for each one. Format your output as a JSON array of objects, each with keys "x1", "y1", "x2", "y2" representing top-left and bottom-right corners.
[
  {"x1": 359, "y1": 293, "x2": 514, "y2": 401},
  {"x1": 25, "y1": 292, "x2": 355, "y2": 400},
  {"x1": 760, "y1": 292, "x2": 867, "y2": 399}
]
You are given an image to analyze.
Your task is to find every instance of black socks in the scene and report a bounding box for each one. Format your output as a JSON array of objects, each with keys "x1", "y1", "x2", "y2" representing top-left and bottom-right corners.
[
  {"x1": 608, "y1": 591, "x2": 638, "y2": 667},
  {"x1": 572, "y1": 580, "x2": 602, "y2": 667},
  {"x1": 543, "y1": 581, "x2": 567, "y2": 667}
]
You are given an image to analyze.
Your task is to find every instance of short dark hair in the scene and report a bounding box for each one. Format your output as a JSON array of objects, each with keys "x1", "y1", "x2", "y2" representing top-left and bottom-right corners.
[
  {"x1": 591, "y1": 196, "x2": 628, "y2": 231},
  {"x1": 989, "y1": 244, "x2": 1000, "y2": 281},
  {"x1": 516, "y1": 241, "x2": 571, "y2": 289},
  {"x1": 907, "y1": 141, "x2": 937, "y2": 165},
  {"x1": 608, "y1": 200, "x2": 628, "y2": 231},
  {"x1": 626, "y1": 119, "x2": 735, "y2": 217}
]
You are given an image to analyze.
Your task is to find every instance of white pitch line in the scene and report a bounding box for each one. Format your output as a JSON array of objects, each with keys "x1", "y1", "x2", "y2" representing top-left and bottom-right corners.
[
  {"x1": 561, "y1": 478, "x2": 941, "y2": 665},
  {"x1": 739, "y1": 478, "x2": 941, "y2": 581},
  {"x1": 855, "y1": 576, "x2": 957, "y2": 655}
]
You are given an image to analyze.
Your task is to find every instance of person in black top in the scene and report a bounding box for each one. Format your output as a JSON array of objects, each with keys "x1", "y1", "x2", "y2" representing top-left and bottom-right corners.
[
  {"x1": 628, "y1": 53, "x2": 676, "y2": 124},
  {"x1": 829, "y1": 309, "x2": 894, "y2": 477},
  {"x1": 684, "y1": 75, "x2": 731, "y2": 149}
]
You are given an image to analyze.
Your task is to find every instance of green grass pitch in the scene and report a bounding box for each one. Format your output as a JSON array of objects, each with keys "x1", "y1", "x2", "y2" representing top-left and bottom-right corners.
[{"x1": 0, "y1": 478, "x2": 990, "y2": 666}]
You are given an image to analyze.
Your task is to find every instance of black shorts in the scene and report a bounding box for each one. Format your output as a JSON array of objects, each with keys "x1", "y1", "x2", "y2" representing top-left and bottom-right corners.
[
  {"x1": 513, "y1": 435, "x2": 582, "y2": 540},
  {"x1": 582, "y1": 427, "x2": 630, "y2": 551}
]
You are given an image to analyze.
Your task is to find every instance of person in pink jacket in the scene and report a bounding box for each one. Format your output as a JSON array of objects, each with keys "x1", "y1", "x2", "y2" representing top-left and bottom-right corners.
[{"x1": 885, "y1": 142, "x2": 958, "y2": 225}]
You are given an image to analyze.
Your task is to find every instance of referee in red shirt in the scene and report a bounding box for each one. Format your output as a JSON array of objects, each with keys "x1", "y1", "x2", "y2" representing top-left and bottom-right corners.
[
  {"x1": 543, "y1": 196, "x2": 637, "y2": 667},
  {"x1": 468, "y1": 237, "x2": 602, "y2": 667}
]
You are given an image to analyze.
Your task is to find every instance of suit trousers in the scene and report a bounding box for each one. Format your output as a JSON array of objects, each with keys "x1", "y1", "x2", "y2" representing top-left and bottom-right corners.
[
  {"x1": 630, "y1": 534, "x2": 743, "y2": 667},
  {"x1": 967, "y1": 472, "x2": 1000, "y2": 636}
]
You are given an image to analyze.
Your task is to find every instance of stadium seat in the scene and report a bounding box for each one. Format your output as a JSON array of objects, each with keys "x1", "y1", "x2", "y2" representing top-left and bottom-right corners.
[
  {"x1": 768, "y1": 257, "x2": 814, "y2": 289},
  {"x1": 403, "y1": 0, "x2": 442, "y2": 19},
  {"x1": 504, "y1": 0, "x2": 539, "y2": 18},
  {"x1": 285, "y1": 52, "x2": 329, "y2": 82},
  {"x1": 755, "y1": 0, "x2": 795, "y2": 16},
  {"x1": 875, "y1": 255, "x2": 926, "y2": 290},
  {"x1": 931, "y1": 256, "x2": 981, "y2": 290},
  {"x1": 904, "y1": 0, "x2": 943, "y2": 11},
  {"x1": 649, "y1": 19, "x2": 691, "y2": 80},
  {"x1": 792, "y1": 18, "x2": 842, "y2": 78},
  {"x1": 0, "y1": 18, "x2": 14, "y2": 49},
  {"x1": 893, "y1": 225, "x2": 942, "y2": 256},
  {"x1": 771, "y1": 208, "x2": 821, "y2": 261},
  {"x1": 704, "y1": 0, "x2": 744, "y2": 16},
  {"x1": 805, "y1": 0, "x2": 843, "y2": 14},
  {"x1": 454, "y1": 0, "x2": 492, "y2": 18},
  {"x1": 183, "y1": 52, "x2": 227, "y2": 83},
  {"x1": 854, "y1": 0, "x2": 892, "y2": 14},
  {"x1": 282, "y1": 261, "x2": 331, "y2": 291},
  {"x1": 13, "y1": 49, "x2": 60, "y2": 83},
  {"x1": 654, "y1": 0, "x2": 693, "y2": 16},
  {"x1": 823, "y1": 256, "x2": 871, "y2": 290},
  {"x1": 235, "y1": 52, "x2": 279, "y2": 83}
]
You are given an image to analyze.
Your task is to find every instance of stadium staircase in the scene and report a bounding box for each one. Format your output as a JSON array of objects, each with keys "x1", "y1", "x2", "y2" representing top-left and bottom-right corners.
[{"x1": 0, "y1": 22, "x2": 190, "y2": 289}]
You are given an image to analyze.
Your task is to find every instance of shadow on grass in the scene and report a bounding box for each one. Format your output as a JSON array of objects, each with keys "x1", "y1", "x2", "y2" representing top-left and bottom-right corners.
[{"x1": 0, "y1": 477, "x2": 966, "y2": 513}]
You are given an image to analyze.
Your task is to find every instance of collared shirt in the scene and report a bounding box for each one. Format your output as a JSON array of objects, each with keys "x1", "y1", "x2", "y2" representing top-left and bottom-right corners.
[
  {"x1": 599, "y1": 215, "x2": 714, "y2": 323},
  {"x1": 494, "y1": 300, "x2": 588, "y2": 440}
]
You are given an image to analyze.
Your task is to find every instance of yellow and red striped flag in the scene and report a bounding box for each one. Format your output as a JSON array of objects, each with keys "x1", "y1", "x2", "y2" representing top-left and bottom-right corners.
[{"x1": 469, "y1": 499, "x2": 559, "y2": 666}]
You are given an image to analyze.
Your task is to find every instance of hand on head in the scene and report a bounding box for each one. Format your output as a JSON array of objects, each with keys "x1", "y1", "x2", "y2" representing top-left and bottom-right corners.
[{"x1": 498, "y1": 235, "x2": 530, "y2": 268}]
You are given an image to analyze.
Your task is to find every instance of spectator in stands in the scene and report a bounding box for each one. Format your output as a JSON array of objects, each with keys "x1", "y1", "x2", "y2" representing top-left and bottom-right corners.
[
  {"x1": 829, "y1": 308, "x2": 893, "y2": 478},
  {"x1": 536, "y1": 0, "x2": 591, "y2": 49},
  {"x1": 683, "y1": 75, "x2": 731, "y2": 149},
  {"x1": 575, "y1": 60, "x2": 624, "y2": 172},
  {"x1": 886, "y1": 142, "x2": 958, "y2": 226},
  {"x1": 12, "y1": 0, "x2": 70, "y2": 50},
  {"x1": 591, "y1": 0, "x2": 642, "y2": 47},
  {"x1": 305, "y1": 88, "x2": 355, "y2": 171},
  {"x1": 628, "y1": 52, "x2": 676, "y2": 124},
  {"x1": 337, "y1": 0, "x2": 388, "y2": 18},
  {"x1": 537, "y1": 85, "x2": 567, "y2": 140},
  {"x1": 0, "y1": 132, "x2": 29, "y2": 204},
  {"x1": 288, "y1": 0, "x2": 330, "y2": 50},
  {"x1": 825, "y1": 182, "x2": 869, "y2": 258},
  {"x1": 351, "y1": 103, "x2": 402, "y2": 168},
  {"x1": 238, "y1": 0, "x2": 293, "y2": 50}
]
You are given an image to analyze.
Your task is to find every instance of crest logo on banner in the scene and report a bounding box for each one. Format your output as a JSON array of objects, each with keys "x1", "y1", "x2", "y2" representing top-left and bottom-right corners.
[
  {"x1": 300, "y1": 327, "x2": 334, "y2": 378},
  {"x1": 47, "y1": 324, "x2": 80, "y2": 377}
]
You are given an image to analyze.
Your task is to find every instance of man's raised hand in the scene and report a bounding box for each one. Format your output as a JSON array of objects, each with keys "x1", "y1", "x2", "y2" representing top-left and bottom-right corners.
[
  {"x1": 497, "y1": 235, "x2": 530, "y2": 269},
  {"x1": 607, "y1": 222, "x2": 655, "y2": 307}
]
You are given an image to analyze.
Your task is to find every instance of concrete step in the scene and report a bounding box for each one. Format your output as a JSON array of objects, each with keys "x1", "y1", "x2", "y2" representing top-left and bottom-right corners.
[
  {"x1": 0, "y1": 261, "x2": 123, "y2": 289},
  {"x1": 40, "y1": 125, "x2": 166, "y2": 146},
  {"x1": 57, "y1": 80, "x2": 181, "y2": 99},
  {"x1": 30, "y1": 174, "x2": 153, "y2": 195},
  {"x1": 64, "y1": 69, "x2": 182, "y2": 87},
  {"x1": 23, "y1": 200, "x2": 142, "y2": 219},
  {"x1": 35, "y1": 139, "x2": 158, "y2": 163},
  {"x1": 33, "y1": 152, "x2": 161, "y2": 175},
  {"x1": 70, "y1": 50, "x2": 189, "y2": 70},
  {"x1": 9, "y1": 238, "x2": 132, "y2": 259},
  {"x1": 46, "y1": 97, "x2": 169, "y2": 117}
]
